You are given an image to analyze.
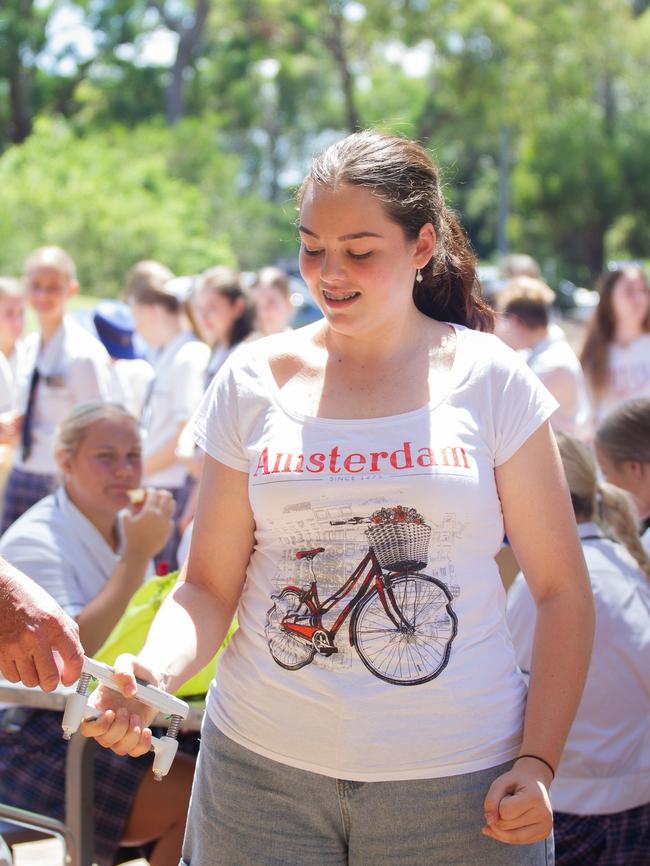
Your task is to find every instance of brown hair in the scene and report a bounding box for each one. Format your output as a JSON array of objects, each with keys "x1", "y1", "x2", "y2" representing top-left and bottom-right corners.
[
  {"x1": 498, "y1": 276, "x2": 556, "y2": 329},
  {"x1": 253, "y1": 266, "x2": 291, "y2": 300},
  {"x1": 24, "y1": 246, "x2": 77, "y2": 283},
  {"x1": 125, "y1": 260, "x2": 178, "y2": 314},
  {"x1": 298, "y1": 130, "x2": 494, "y2": 332},
  {"x1": 195, "y1": 266, "x2": 255, "y2": 348},
  {"x1": 556, "y1": 432, "x2": 650, "y2": 581},
  {"x1": 595, "y1": 398, "x2": 650, "y2": 466},
  {"x1": 580, "y1": 267, "x2": 650, "y2": 398}
]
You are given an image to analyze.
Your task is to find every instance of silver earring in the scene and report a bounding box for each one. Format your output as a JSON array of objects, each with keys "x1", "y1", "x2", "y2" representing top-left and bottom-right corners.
[{"x1": 415, "y1": 269, "x2": 423, "y2": 283}]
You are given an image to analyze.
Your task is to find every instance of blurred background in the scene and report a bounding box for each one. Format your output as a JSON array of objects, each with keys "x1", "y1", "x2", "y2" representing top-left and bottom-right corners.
[{"x1": 1, "y1": 0, "x2": 649, "y2": 307}]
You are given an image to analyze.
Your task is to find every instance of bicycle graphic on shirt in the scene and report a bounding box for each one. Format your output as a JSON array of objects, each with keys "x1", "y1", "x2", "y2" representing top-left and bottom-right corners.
[{"x1": 265, "y1": 506, "x2": 458, "y2": 686}]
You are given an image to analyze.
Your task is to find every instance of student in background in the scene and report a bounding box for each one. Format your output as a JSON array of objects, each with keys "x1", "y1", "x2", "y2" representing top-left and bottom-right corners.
[
  {"x1": 580, "y1": 265, "x2": 650, "y2": 423},
  {"x1": 0, "y1": 402, "x2": 192, "y2": 866},
  {"x1": 507, "y1": 433, "x2": 650, "y2": 866},
  {"x1": 251, "y1": 266, "x2": 295, "y2": 335},
  {"x1": 0, "y1": 277, "x2": 26, "y2": 416},
  {"x1": 93, "y1": 299, "x2": 154, "y2": 418},
  {"x1": 0, "y1": 247, "x2": 112, "y2": 533},
  {"x1": 496, "y1": 276, "x2": 592, "y2": 439},
  {"x1": 176, "y1": 267, "x2": 256, "y2": 547},
  {"x1": 126, "y1": 260, "x2": 209, "y2": 569},
  {"x1": 0, "y1": 278, "x2": 27, "y2": 496},
  {"x1": 192, "y1": 266, "x2": 255, "y2": 388},
  {"x1": 595, "y1": 397, "x2": 650, "y2": 553}
]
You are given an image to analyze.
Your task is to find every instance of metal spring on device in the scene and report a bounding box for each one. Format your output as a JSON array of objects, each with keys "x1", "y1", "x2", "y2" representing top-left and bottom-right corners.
[
  {"x1": 166, "y1": 715, "x2": 181, "y2": 739},
  {"x1": 76, "y1": 673, "x2": 92, "y2": 695}
]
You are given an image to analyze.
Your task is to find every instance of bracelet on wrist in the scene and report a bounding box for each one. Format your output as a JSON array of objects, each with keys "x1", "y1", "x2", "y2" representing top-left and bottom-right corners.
[{"x1": 515, "y1": 753, "x2": 555, "y2": 780}]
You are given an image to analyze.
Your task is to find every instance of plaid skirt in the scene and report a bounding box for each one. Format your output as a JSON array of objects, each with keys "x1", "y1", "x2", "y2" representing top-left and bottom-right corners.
[
  {"x1": 0, "y1": 708, "x2": 150, "y2": 866},
  {"x1": 0, "y1": 466, "x2": 55, "y2": 533},
  {"x1": 554, "y1": 803, "x2": 650, "y2": 866}
]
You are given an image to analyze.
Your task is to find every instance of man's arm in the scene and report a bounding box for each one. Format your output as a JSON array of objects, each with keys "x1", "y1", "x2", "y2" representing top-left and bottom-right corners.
[{"x1": 0, "y1": 557, "x2": 84, "y2": 690}]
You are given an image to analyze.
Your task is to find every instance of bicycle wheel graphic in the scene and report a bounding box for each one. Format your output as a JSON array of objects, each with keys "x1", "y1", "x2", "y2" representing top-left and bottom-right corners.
[
  {"x1": 265, "y1": 588, "x2": 316, "y2": 671},
  {"x1": 351, "y1": 574, "x2": 457, "y2": 686}
]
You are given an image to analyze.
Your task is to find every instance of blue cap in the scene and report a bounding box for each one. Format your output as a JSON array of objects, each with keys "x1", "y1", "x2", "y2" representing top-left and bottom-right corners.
[{"x1": 93, "y1": 300, "x2": 143, "y2": 360}]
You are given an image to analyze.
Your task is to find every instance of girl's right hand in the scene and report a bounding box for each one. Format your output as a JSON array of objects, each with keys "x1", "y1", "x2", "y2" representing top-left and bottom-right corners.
[
  {"x1": 123, "y1": 488, "x2": 175, "y2": 561},
  {"x1": 79, "y1": 653, "x2": 161, "y2": 757}
]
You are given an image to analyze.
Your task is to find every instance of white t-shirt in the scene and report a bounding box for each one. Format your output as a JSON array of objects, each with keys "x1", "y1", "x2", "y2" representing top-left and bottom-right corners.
[
  {"x1": 527, "y1": 336, "x2": 592, "y2": 439},
  {"x1": 595, "y1": 333, "x2": 650, "y2": 423},
  {"x1": 0, "y1": 486, "x2": 151, "y2": 616},
  {"x1": 0, "y1": 342, "x2": 28, "y2": 415},
  {"x1": 14, "y1": 317, "x2": 112, "y2": 475},
  {"x1": 192, "y1": 324, "x2": 558, "y2": 782},
  {"x1": 108, "y1": 358, "x2": 155, "y2": 419},
  {"x1": 507, "y1": 523, "x2": 650, "y2": 815},
  {"x1": 141, "y1": 331, "x2": 209, "y2": 488}
]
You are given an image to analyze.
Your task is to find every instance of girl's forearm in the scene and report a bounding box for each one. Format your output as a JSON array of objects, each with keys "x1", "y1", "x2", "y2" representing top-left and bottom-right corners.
[
  {"x1": 521, "y1": 587, "x2": 595, "y2": 769},
  {"x1": 137, "y1": 580, "x2": 236, "y2": 694}
]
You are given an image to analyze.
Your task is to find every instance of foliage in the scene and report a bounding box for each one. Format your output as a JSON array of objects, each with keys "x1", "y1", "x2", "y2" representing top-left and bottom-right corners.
[{"x1": 0, "y1": 0, "x2": 649, "y2": 285}]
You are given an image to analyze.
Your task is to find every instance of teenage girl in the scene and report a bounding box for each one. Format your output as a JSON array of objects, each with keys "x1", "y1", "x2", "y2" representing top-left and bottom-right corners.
[
  {"x1": 508, "y1": 433, "x2": 650, "y2": 865},
  {"x1": 0, "y1": 247, "x2": 112, "y2": 532},
  {"x1": 82, "y1": 131, "x2": 594, "y2": 866},
  {"x1": 595, "y1": 397, "x2": 650, "y2": 551},
  {"x1": 580, "y1": 266, "x2": 650, "y2": 423}
]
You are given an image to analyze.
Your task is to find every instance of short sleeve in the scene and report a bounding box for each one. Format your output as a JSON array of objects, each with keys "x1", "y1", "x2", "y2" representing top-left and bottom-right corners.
[
  {"x1": 191, "y1": 357, "x2": 249, "y2": 472},
  {"x1": 168, "y1": 343, "x2": 210, "y2": 426},
  {"x1": 491, "y1": 346, "x2": 559, "y2": 466},
  {"x1": 0, "y1": 534, "x2": 83, "y2": 617}
]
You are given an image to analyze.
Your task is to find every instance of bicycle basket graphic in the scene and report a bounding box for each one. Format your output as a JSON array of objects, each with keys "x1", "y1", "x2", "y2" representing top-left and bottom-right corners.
[{"x1": 365, "y1": 521, "x2": 432, "y2": 571}]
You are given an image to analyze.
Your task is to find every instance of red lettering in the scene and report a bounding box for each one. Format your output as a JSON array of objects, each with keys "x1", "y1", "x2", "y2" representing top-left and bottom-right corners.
[
  {"x1": 344, "y1": 453, "x2": 366, "y2": 473},
  {"x1": 416, "y1": 447, "x2": 436, "y2": 468},
  {"x1": 306, "y1": 452, "x2": 326, "y2": 473},
  {"x1": 255, "y1": 447, "x2": 270, "y2": 476},
  {"x1": 390, "y1": 441, "x2": 413, "y2": 470},
  {"x1": 369, "y1": 451, "x2": 388, "y2": 472},
  {"x1": 294, "y1": 454, "x2": 304, "y2": 473},
  {"x1": 440, "y1": 447, "x2": 469, "y2": 469},
  {"x1": 271, "y1": 453, "x2": 284, "y2": 473},
  {"x1": 329, "y1": 446, "x2": 341, "y2": 474}
]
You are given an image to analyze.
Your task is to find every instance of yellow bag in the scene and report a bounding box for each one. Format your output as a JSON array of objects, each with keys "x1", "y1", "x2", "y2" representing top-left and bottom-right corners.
[{"x1": 95, "y1": 570, "x2": 237, "y2": 698}]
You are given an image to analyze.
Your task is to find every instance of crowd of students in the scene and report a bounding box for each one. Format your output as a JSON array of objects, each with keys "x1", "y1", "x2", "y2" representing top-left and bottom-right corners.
[{"x1": 0, "y1": 130, "x2": 648, "y2": 866}]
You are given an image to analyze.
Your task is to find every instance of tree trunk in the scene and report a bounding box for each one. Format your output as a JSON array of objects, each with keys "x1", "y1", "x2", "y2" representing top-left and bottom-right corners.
[
  {"x1": 322, "y1": 5, "x2": 360, "y2": 132},
  {"x1": 9, "y1": 66, "x2": 32, "y2": 144},
  {"x1": 149, "y1": 0, "x2": 210, "y2": 125}
]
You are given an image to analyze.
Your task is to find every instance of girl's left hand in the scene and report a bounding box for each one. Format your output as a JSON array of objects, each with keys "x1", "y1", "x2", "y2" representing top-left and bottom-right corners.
[{"x1": 482, "y1": 759, "x2": 553, "y2": 845}]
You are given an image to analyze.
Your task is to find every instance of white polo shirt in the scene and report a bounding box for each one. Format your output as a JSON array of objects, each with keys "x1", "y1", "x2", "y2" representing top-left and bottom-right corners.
[
  {"x1": 14, "y1": 317, "x2": 112, "y2": 475},
  {"x1": 0, "y1": 342, "x2": 28, "y2": 415},
  {"x1": 0, "y1": 486, "x2": 153, "y2": 616},
  {"x1": 108, "y1": 358, "x2": 155, "y2": 419},
  {"x1": 595, "y1": 333, "x2": 650, "y2": 423},
  {"x1": 507, "y1": 522, "x2": 650, "y2": 815},
  {"x1": 141, "y1": 331, "x2": 209, "y2": 489},
  {"x1": 526, "y1": 336, "x2": 592, "y2": 440}
]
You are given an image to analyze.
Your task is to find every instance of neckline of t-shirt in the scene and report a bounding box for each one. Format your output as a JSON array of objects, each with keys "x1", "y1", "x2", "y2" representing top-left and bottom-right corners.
[{"x1": 261, "y1": 321, "x2": 467, "y2": 426}]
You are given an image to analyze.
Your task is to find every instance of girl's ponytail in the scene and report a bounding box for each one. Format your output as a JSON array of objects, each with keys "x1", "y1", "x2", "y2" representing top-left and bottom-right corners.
[{"x1": 598, "y1": 480, "x2": 650, "y2": 581}]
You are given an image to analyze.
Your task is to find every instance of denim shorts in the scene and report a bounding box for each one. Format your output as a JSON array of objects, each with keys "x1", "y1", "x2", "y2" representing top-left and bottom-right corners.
[{"x1": 180, "y1": 714, "x2": 553, "y2": 866}]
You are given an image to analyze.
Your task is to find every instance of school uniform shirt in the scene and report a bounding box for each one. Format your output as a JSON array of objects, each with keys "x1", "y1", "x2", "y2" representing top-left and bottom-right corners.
[
  {"x1": 0, "y1": 341, "x2": 28, "y2": 414},
  {"x1": 141, "y1": 331, "x2": 209, "y2": 490},
  {"x1": 526, "y1": 335, "x2": 592, "y2": 439},
  {"x1": 191, "y1": 324, "x2": 558, "y2": 782},
  {"x1": 0, "y1": 486, "x2": 152, "y2": 617},
  {"x1": 595, "y1": 333, "x2": 650, "y2": 423},
  {"x1": 507, "y1": 523, "x2": 650, "y2": 815},
  {"x1": 14, "y1": 317, "x2": 112, "y2": 475},
  {"x1": 108, "y1": 358, "x2": 155, "y2": 419}
]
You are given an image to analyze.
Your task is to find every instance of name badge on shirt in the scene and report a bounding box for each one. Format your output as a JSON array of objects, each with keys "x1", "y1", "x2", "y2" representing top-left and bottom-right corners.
[{"x1": 43, "y1": 374, "x2": 66, "y2": 388}]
